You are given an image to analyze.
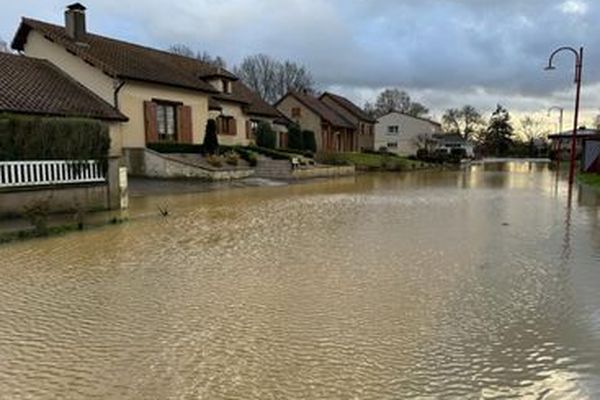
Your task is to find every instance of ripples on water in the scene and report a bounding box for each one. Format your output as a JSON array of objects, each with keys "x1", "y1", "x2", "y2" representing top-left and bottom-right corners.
[{"x1": 0, "y1": 163, "x2": 599, "y2": 399}]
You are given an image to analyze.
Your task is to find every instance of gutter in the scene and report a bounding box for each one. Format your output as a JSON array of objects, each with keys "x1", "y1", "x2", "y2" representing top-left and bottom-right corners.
[{"x1": 113, "y1": 80, "x2": 126, "y2": 109}]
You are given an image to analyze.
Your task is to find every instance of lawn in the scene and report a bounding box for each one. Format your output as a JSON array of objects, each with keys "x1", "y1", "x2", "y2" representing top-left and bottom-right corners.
[
  {"x1": 578, "y1": 173, "x2": 600, "y2": 189},
  {"x1": 319, "y1": 152, "x2": 429, "y2": 171}
]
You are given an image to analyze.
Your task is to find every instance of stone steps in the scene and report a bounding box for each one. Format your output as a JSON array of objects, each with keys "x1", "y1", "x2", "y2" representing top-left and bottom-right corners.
[{"x1": 254, "y1": 157, "x2": 292, "y2": 179}]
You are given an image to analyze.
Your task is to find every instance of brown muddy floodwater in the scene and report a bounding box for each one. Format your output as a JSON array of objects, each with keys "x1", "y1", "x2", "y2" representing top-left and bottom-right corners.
[{"x1": 1, "y1": 162, "x2": 600, "y2": 399}]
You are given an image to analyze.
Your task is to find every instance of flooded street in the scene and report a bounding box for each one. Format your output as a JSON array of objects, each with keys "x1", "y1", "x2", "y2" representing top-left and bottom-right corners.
[{"x1": 1, "y1": 162, "x2": 599, "y2": 399}]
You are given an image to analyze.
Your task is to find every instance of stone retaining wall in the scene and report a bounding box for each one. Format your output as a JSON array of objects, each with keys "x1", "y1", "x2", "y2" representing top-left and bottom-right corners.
[{"x1": 292, "y1": 165, "x2": 355, "y2": 179}]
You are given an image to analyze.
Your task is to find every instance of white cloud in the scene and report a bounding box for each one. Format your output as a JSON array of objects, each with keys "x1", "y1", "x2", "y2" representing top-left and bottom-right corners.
[{"x1": 559, "y1": 0, "x2": 589, "y2": 15}]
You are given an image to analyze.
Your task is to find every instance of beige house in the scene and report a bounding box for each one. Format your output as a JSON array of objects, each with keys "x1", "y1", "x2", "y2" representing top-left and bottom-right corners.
[
  {"x1": 11, "y1": 3, "x2": 284, "y2": 172},
  {"x1": 276, "y1": 91, "x2": 358, "y2": 152},
  {"x1": 320, "y1": 92, "x2": 376, "y2": 151},
  {"x1": 375, "y1": 111, "x2": 442, "y2": 156}
]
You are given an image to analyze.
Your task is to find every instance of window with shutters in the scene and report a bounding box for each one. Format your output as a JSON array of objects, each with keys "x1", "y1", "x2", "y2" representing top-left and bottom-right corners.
[
  {"x1": 156, "y1": 102, "x2": 178, "y2": 141},
  {"x1": 217, "y1": 116, "x2": 237, "y2": 135}
]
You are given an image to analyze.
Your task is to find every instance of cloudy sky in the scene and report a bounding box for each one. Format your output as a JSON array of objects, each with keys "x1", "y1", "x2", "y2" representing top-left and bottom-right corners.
[{"x1": 2, "y1": 0, "x2": 600, "y2": 130}]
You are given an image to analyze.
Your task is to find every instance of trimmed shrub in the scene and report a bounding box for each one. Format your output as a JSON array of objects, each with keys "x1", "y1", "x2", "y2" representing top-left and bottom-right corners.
[
  {"x1": 224, "y1": 151, "x2": 240, "y2": 166},
  {"x1": 0, "y1": 113, "x2": 110, "y2": 170},
  {"x1": 255, "y1": 121, "x2": 277, "y2": 149},
  {"x1": 302, "y1": 130, "x2": 317, "y2": 153},
  {"x1": 147, "y1": 143, "x2": 204, "y2": 154},
  {"x1": 206, "y1": 154, "x2": 223, "y2": 167},
  {"x1": 287, "y1": 124, "x2": 303, "y2": 151},
  {"x1": 203, "y1": 119, "x2": 219, "y2": 154}
]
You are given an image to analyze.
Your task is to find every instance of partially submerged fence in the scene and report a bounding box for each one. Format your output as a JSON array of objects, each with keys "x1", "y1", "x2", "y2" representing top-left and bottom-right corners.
[{"x1": 0, "y1": 160, "x2": 105, "y2": 188}]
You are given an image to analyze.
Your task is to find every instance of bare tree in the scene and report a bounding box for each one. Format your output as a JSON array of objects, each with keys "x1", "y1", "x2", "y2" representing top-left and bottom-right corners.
[
  {"x1": 412, "y1": 133, "x2": 435, "y2": 152},
  {"x1": 234, "y1": 54, "x2": 314, "y2": 104},
  {"x1": 0, "y1": 37, "x2": 9, "y2": 53},
  {"x1": 520, "y1": 116, "x2": 548, "y2": 142},
  {"x1": 368, "y1": 88, "x2": 429, "y2": 118},
  {"x1": 167, "y1": 44, "x2": 227, "y2": 68},
  {"x1": 442, "y1": 105, "x2": 484, "y2": 142}
]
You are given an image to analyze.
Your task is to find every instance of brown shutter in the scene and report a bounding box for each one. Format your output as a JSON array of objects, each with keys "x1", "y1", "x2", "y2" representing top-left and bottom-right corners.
[
  {"x1": 246, "y1": 120, "x2": 251, "y2": 139},
  {"x1": 144, "y1": 101, "x2": 158, "y2": 144},
  {"x1": 177, "y1": 105, "x2": 193, "y2": 143}
]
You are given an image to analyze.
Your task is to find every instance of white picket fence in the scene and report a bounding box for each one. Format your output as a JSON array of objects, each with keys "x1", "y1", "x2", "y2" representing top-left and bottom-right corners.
[{"x1": 0, "y1": 160, "x2": 105, "y2": 188}]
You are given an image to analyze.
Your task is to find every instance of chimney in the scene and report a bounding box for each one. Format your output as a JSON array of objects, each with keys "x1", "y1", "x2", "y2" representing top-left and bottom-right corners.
[{"x1": 65, "y1": 3, "x2": 87, "y2": 42}]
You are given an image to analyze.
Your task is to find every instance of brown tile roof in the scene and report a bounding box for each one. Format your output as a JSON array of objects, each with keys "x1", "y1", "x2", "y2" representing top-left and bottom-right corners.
[
  {"x1": 12, "y1": 18, "x2": 221, "y2": 93},
  {"x1": 12, "y1": 18, "x2": 282, "y2": 119},
  {"x1": 278, "y1": 91, "x2": 355, "y2": 129},
  {"x1": 320, "y1": 92, "x2": 377, "y2": 123},
  {"x1": 0, "y1": 52, "x2": 127, "y2": 121}
]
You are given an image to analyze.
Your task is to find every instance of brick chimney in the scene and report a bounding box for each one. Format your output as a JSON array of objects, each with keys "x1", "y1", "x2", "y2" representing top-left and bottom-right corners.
[{"x1": 65, "y1": 3, "x2": 87, "y2": 42}]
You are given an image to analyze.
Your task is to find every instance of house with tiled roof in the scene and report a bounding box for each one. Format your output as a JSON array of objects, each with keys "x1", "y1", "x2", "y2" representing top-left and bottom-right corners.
[
  {"x1": 275, "y1": 91, "x2": 359, "y2": 152},
  {"x1": 320, "y1": 92, "x2": 376, "y2": 151},
  {"x1": 0, "y1": 51, "x2": 127, "y2": 156},
  {"x1": 11, "y1": 3, "x2": 285, "y2": 171}
]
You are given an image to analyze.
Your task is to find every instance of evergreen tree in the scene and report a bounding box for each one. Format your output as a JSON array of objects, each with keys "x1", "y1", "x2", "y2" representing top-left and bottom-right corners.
[
  {"x1": 287, "y1": 124, "x2": 304, "y2": 150},
  {"x1": 203, "y1": 119, "x2": 219, "y2": 154},
  {"x1": 483, "y1": 105, "x2": 514, "y2": 156}
]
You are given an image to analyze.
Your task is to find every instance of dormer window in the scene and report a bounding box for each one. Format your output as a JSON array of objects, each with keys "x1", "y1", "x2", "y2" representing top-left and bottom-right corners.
[{"x1": 222, "y1": 79, "x2": 232, "y2": 94}]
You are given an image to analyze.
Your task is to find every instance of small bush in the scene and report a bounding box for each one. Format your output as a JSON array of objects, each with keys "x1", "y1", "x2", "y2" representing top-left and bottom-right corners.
[
  {"x1": 203, "y1": 119, "x2": 219, "y2": 155},
  {"x1": 302, "y1": 130, "x2": 317, "y2": 153},
  {"x1": 206, "y1": 154, "x2": 223, "y2": 167},
  {"x1": 255, "y1": 121, "x2": 277, "y2": 149},
  {"x1": 288, "y1": 124, "x2": 304, "y2": 150},
  {"x1": 224, "y1": 151, "x2": 240, "y2": 166},
  {"x1": 22, "y1": 198, "x2": 51, "y2": 236}
]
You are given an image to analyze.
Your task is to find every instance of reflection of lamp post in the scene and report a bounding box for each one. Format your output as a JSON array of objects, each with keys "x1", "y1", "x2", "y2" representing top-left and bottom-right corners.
[
  {"x1": 548, "y1": 106, "x2": 564, "y2": 168},
  {"x1": 545, "y1": 46, "x2": 584, "y2": 186}
]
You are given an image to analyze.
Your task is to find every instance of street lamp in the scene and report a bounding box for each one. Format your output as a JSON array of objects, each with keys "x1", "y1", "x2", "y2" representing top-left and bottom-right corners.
[
  {"x1": 544, "y1": 46, "x2": 584, "y2": 186},
  {"x1": 548, "y1": 106, "x2": 564, "y2": 168}
]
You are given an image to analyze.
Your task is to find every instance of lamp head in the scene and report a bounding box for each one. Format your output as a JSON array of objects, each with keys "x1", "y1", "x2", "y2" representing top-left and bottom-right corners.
[{"x1": 544, "y1": 64, "x2": 556, "y2": 71}]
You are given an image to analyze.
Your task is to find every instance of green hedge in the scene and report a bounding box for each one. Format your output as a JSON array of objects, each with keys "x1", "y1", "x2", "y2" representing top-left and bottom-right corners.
[
  {"x1": 0, "y1": 114, "x2": 110, "y2": 164},
  {"x1": 255, "y1": 121, "x2": 277, "y2": 149},
  {"x1": 147, "y1": 142, "x2": 204, "y2": 154}
]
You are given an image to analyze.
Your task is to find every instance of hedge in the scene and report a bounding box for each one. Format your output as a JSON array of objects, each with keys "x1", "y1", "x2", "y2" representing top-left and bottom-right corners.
[
  {"x1": 147, "y1": 142, "x2": 204, "y2": 154},
  {"x1": 0, "y1": 114, "x2": 110, "y2": 169}
]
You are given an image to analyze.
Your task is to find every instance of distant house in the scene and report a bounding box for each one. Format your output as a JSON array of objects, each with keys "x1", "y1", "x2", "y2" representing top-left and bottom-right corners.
[
  {"x1": 11, "y1": 3, "x2": 284, "y2": 174},
  {"x1": 431, "y1": 133, "x2": 474, "y2": 158},
  {"x1": 548, "y1": 128, "x2": 600, "y2": 161},
  {"x1": 319, "y1": 92, "x2": 376, "y2": 151},
  {"x1": 374, "y1": 111, "x2": 442, "y2": 156},
  {"x1": 276, "y1": 91, "x2": 358, "y2": 152}
]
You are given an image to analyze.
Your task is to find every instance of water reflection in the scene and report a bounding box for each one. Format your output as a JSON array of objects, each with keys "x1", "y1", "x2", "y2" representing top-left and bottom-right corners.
[{"x1": 0, "y1": 162, "x2": 599, "y2": 399}]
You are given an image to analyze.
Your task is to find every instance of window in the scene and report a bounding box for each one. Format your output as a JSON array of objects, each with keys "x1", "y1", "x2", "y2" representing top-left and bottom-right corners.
[
  {"x1": 387, "y1": 142, "x2": 398, "y2": 148},
  {"x1": 222, "y1": 79, "x2": 232, "y2": 94},
  {"x1": 388, "y1": 125, "x2": 399, "y2": 134},
  {"x1": 292, "y1": 107, "x2": 302, "y2": 118},
  {"x1": 217, "y1": 116, "x2": 237, "y2": 135},
  {"x1": 156, "y1": 102, "x2": 177, "y2": 141}
]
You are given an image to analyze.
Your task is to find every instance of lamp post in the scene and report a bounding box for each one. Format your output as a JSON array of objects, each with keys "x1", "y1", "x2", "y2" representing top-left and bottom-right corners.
[
  {"x1": 548, "y1": 106, "x2": 564, "y2": 168},
  {"x1": 544, "y1": 46, "x2": 583, "y2": 186}
]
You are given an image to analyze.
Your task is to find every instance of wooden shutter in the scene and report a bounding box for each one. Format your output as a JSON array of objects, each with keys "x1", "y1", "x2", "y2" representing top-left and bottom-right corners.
[
  {"x1": 144, "y1": 101, "x2": 158, "y2": 144},
  {"x1": 231, "y1": 118, "x2": 237, "y2": 136},
  {"x1": 177, "y1": 105, "x2": 193, "y2": 143},
  {"x1": 246, "y1": 120, "x2": 251, "y2": 139}
]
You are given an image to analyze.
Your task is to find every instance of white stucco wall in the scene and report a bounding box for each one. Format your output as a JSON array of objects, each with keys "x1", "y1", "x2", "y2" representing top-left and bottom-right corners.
[{"x1": 375, "y1": 112, "x2": 442, "y2": 156}]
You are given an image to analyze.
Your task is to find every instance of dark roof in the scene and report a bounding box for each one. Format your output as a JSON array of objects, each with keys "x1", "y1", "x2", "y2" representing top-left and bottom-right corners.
[
  {"x1": 548, "y1": 128, "x2": 600, "y2": 139},
  {"x1": 0, "y1": 52, "x2": 127, "y2": 121},
  {"x1": 379, "y1": 110, "x2": 442, "y2": 127},
  {"x1": 320, "y1": 92, "x2": 376, "y2": 123},
  {"x1": 432, "y1": 133, "x2": 466, "y2": 143},
  {"x1": 12, "y1": 18, "x2": 282, "y2": 118},
  {"x1": 12, "y1": 18, "x2": 224, "y2": 93},
  {"x1": 278, "y1": 91, "x2": 354, "y2": 129}
]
